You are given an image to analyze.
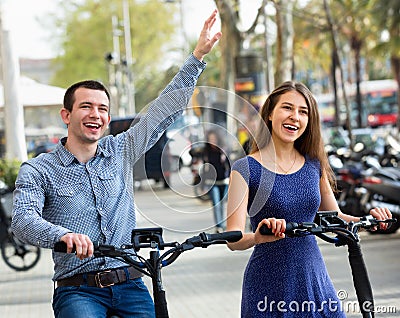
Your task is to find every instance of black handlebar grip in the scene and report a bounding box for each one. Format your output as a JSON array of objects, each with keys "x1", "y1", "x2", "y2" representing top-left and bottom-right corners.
[
  {"x1": 259, "y1": 222, "x2": 298, "y2": 235},
  {"x1": 54, "y1": 241, "x2": 102, "y2": 253},
  {"x1": 54, "y1": 241, "x2": 70, "y2": 253},
  {"x1": 201, "y1": 231, "x2": 243, "y2": 243}
]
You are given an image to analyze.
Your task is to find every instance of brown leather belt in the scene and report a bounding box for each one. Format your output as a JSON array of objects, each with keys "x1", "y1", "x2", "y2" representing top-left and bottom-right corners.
[{"x1": 57, "y1": 266, "x2": 143, "y2": 288}]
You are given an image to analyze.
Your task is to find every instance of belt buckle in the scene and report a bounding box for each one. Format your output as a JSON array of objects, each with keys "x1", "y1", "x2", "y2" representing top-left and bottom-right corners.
[{"x1": 94, "y1": 270, "x2": 114, "y2": 288}]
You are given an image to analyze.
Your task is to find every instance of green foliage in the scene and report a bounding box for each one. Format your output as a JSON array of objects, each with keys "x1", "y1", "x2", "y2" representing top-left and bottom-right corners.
[
  {"x1": 0, "y1": 158, "x2": 22, "y2": 189},
  {"x1": 292, "y1": 0, "x2": 396, "y2": 85},
  {"x1": 48, "y1": 0, "x2": 178, "y2": 110}
]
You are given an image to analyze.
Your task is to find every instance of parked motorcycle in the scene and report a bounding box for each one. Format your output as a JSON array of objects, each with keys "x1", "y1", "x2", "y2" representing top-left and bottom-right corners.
[
  {"x1": 380, "y1": 134, "x2": 400, "y2": 167},
  {"x1": 360, "y1": 166, "x2": 400, "y2": 234},
  {"x1": 328, "y1": 142, "x2": 400, "y2": 234},
  {"x1": 0, "y1": 180, "x2": 41, "y2": 270}
]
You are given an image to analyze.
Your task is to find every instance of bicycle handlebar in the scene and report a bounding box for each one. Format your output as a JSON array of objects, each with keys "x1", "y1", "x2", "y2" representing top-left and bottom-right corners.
[
  {"x1": 259, "y1": 213, "x2": 396, "y2": 244},
  {"x1": 54, "y1": 229, "x2": 242, "y2": 318},
  {"x1": 199, "y1": 231, "x2": 243, "y2": 245},
  {"x1": 54, "y1": 230, "x2": 243, "y2": 258},
  {"x1": 259, "y1": 212, "x2": 396, "y2": 318}
]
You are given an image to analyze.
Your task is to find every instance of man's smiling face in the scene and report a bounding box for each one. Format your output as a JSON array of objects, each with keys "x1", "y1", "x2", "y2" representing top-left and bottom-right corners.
[{"x1": 63, "y1": 87, "x2": 111, "y2": 144}]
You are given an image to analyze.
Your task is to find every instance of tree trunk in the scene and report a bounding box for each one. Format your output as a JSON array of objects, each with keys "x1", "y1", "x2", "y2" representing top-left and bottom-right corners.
[
  {"x1": 331, "y1": 49, "x2": 340, "y2": 127},
  {"x1": 214, "y1": 0, "x2": 241, "y2": 91},
  {"x1": 391, "y1": 56, "x2": 400, "y2": 131},
  {"x1": 352, "y1": 36, "x2": 363, "y2": 128},
  {"x1": 275, "y1": 0, "x2": 294, "y2": 84},
  {"x1": 323, "y1": 0, "x2": 353, "y2": 147}
]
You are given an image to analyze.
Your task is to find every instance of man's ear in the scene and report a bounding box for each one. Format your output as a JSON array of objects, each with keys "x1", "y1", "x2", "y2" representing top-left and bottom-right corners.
[{"x1": 60, "y1": 108, "x2": 70, "y2": 125}]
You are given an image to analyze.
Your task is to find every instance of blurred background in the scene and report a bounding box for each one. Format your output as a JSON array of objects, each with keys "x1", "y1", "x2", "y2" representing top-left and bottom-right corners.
[{"x1": 0, "y1": 0, "x2": 399, "y2": 228}]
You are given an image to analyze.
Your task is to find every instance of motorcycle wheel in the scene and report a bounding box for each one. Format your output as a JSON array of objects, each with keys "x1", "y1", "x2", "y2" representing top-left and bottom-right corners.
[
  {"x1": 339, "y1": 197, "x2": 364, "y2": 217},
  {"x1": 1, "y1": 233, "x2": 41, "y2": 271}
]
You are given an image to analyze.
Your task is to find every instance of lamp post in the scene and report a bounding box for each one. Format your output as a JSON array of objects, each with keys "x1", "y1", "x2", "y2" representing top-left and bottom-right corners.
[
  {"x1": 122, "y1": 0, "x2": 135, "y2": 115},
  {"x1": 106, "y1": 2, "x2": 136, "y2": 117}
]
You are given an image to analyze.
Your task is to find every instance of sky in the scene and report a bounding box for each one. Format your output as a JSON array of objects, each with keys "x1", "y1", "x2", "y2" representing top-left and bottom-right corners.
[{"x1": 1, "y1": 0, "x2": 263, "y2": 59}]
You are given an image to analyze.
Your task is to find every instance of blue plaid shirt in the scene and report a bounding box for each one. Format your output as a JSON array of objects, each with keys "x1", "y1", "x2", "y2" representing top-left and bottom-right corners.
[{"x1": 11, "y1": 54, "x2": 205, "y2": 281}]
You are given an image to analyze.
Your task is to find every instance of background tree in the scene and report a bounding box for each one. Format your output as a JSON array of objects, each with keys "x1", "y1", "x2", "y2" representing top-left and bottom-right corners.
[
  {"x1": 324, "y1": 0, "x2": 384, "y2": 128},
  {"x1": 48, "y1": 0, "x2": 177, "y2": 112},
  {"x1": 292, "y1": 0, "x2": 397, "y2": 130},
  {"x1": 43, "y1": 0, "x2": 398, "y2": 129},
  {"x1": 214, "y1": 0, "x2": 299, "y2": 91},
  {"x1": 274, "y1": 0, "x2": 295, "y2": 84},
  {"x1": 369, "y1": 0, "x2": 400, "y2": 130},
  {"x1": 213, "y1": 0, "x2": 242, "y2": 92}
]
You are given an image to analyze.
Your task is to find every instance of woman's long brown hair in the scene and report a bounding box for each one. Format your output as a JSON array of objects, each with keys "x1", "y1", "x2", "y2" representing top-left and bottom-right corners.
[{"x1": 250, "y1": 81, "x2": 336, "y2": 190}]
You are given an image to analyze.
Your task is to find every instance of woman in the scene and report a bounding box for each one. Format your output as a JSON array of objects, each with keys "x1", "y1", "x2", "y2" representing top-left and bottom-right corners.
[{"x1": 226, "y1": 81, "x2": 391, "y2": 317}]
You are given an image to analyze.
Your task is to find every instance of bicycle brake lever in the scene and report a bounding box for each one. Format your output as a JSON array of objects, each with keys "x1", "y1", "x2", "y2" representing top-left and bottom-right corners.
[
  {"x1": 93, "y1": 243, "x2": 123, "y2": 258},
  {"x1": 180, "y1": 236, "x2": 203, "y2": 251}
]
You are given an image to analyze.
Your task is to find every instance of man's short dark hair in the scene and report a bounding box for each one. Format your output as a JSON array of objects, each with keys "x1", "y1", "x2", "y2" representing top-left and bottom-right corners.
[{"x1": 63, "y1": 80, "x2": 111, "y2": 112}]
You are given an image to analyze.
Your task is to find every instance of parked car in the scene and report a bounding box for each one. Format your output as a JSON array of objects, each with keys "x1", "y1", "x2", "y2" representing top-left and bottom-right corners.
[
  {"x1": 29, "y1": 141, "x2": 58, "y2": 157},
  {"x1": 108, "y1": 116, "x2": 172, "y2": 188}
]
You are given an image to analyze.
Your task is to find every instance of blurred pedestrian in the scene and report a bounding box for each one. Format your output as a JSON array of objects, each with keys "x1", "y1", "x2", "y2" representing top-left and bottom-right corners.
[{"x1": 201, "y1": 129, "x2": 230, "y2": 233}]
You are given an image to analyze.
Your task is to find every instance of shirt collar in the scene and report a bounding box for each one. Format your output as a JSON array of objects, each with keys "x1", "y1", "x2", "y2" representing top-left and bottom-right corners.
[{"x1": 56, "y1": 137, "x2": 112, "y2": 166}]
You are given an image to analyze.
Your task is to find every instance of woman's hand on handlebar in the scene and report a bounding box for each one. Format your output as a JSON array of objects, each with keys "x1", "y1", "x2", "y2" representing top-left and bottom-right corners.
[
  {"x1": 369, "y1": 207, "x2": 392, "y2": 231},
  {"x1": 255, "y1": 218, "x2": 286, "y2": 244},
  {"x1": 60, "y1": 233, "x2": 94, "y2": 260}
]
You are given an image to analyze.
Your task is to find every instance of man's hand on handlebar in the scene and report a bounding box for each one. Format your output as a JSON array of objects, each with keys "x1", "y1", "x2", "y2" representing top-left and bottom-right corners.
[
  {"x1": 60, "y1": 233, "x2": 94, "y2": 260},
  {"x1": 255, "y1": 218, "x2": 286, "y2": 244},
  {"x1": 368, "y1": 207, "x2": 392, "y2": 231}
]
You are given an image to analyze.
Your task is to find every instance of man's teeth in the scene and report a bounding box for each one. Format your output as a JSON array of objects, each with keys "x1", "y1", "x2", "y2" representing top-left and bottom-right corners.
[
  {"x1": 85, "y1": 123, "x2": 101, "y2": 128},
  {"x1": 283, "y1": 124, "x2": 298, "y2": 131}
]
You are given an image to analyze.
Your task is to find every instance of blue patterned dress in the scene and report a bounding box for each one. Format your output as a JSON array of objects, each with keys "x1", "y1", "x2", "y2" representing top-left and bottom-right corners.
[{"x1": 232, "y1": 156, "x2": 345, "y2": 318}]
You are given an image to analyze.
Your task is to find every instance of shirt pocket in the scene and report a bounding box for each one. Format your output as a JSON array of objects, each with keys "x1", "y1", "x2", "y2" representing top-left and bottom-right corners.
[
  {"x1": 98, "y1": 169, "x2": 121, "y2": 197},
  {"x1": 54, "y1": 182, "x2": 87, "y2": 220}
]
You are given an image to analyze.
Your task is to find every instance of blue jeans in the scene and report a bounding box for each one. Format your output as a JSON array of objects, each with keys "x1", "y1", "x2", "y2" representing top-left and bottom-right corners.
[
  {"x1": 53, "y1": 277, "x2": 155, "y2": 318},
  {"x1": 209, "y1": 184, "x2": 228, "y2": 228}
]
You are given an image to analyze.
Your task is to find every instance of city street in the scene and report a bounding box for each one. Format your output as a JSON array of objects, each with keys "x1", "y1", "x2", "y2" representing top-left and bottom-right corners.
[{"x1": 0, "y1": 168, "x2": 399, "y2": 317}]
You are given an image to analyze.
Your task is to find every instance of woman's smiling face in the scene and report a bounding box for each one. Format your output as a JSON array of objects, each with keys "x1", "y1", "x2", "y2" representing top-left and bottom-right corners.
[{"x1": 268, "y1": 90, "x2": 309, "y2": 144}]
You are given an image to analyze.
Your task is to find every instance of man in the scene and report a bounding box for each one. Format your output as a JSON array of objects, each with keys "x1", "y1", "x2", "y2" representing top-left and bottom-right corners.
[{"x1": 11, "y1": 10, "x2": 221, "y2": 318}]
